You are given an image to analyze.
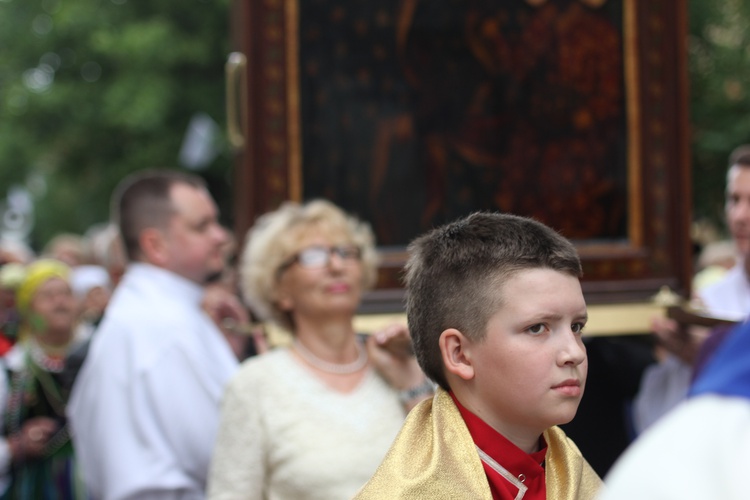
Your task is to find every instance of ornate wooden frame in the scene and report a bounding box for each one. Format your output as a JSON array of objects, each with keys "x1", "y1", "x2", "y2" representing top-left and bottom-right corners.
[{"x1": 228, "y1": 0, "x2": 692, "y2": 314}]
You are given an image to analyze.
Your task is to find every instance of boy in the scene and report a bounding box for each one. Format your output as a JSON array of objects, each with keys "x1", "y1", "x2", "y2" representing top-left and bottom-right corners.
[{"x1": 355, "y1": 212, "x2": 602, "y2": 499}]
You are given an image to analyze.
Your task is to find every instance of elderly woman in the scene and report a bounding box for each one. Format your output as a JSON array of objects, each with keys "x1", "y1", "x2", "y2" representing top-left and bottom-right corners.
[
  {"x1": 208, "y1": 200, "x2": 433, "y2": 500},
  {"x1": 0, "y1": 259, "x2": 87, "y2": 499}
]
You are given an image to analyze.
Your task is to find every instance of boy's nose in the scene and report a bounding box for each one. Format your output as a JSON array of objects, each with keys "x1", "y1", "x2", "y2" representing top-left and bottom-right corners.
[{"x1": 559, "y1": 332, "x2": 587, "y2": 366}]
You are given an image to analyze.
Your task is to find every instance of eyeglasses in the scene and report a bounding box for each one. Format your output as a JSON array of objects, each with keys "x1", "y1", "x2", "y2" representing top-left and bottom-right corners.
[{"x1": 278, "y1": 245, "x2": 362, "y2": 274}]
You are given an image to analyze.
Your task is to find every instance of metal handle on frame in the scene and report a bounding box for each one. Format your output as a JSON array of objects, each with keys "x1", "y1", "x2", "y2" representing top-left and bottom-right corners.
[{"x1": 225, "y1": 51, "x2": 247, "y2": 150}]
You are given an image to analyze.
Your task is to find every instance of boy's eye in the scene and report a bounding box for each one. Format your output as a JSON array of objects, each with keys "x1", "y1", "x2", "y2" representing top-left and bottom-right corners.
[
  {"x1": 528, "y1": 324, "x2": 546, "y2": 335},
  {"x1": 571, "y1": 322, "x2": 586, "y2": 334}
]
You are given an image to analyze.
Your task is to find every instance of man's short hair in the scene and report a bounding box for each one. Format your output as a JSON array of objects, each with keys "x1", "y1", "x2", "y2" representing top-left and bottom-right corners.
[
  {"x1": 112, "y1": 169, "x2": 206, "y2": 262},
  {"x1": 404, "y1": 212, "x2": 582, "y2": 391},
  {"x1": 728, "y1": 145, "x2": 750, "y2": 168}
]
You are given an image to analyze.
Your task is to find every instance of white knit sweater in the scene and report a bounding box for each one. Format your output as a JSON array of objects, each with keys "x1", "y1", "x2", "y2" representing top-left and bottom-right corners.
[{"x1": 207, "y1": 348, "x2": 405, "y2": 500}]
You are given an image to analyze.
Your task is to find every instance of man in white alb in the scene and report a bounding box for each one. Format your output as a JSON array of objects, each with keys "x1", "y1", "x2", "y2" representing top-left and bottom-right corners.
[{"x1": 68, "y1": 170, "x2": 239, "y2": 499}]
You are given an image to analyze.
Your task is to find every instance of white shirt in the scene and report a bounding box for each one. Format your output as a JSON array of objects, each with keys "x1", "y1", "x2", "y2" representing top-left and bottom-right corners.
[
  {"x1": 68, "y1": 263, "x2": 239, "y2": 500},
  {"x1": 207, "y1": 348, "x2": 405, "y2": 500},
  {"x1": 599, "y1": 395, "x2": 750, "y2": 499},
  {"x1": 697, "y1": 264, "x2": 750, "y2": 321}
]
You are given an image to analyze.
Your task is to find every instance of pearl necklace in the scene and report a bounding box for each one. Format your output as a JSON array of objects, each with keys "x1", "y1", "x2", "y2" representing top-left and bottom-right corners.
[{"x1": 293, "y1": 339, "x2": 368, "y2": 374}]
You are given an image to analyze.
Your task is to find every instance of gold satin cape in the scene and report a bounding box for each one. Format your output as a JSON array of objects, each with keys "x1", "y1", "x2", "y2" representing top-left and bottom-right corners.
[{"x1": 354, "y1": 388, "x2": 602, "y2": 499}]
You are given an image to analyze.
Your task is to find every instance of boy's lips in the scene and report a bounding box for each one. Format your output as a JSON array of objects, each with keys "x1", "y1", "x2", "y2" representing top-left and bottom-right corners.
[{"x1": 552, "y1": 379, "x2": 582, "y2": 396}]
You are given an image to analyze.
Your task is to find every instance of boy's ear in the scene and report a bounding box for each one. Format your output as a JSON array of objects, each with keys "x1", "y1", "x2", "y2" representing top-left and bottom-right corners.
[{"x1": 439, "y1": 328, "x2": 475, "y2": 381}]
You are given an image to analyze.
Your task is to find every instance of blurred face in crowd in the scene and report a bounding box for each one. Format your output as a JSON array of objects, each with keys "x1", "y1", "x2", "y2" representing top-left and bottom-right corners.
[
  {"x1": 49, "y1": 243, "x2": 83, "y2": 268},
  {"x1": 726, "y1": 165, "x2": 750, "y2": 258},
  {"x1": 162, "y1": 183, "x2": 228, "y2": 284},
  {"x1": 30, "y1": 277, "x2": 77, "y2": 344},
  {"x1": 79, "y1": 286, "x2": 111, "y2": 321}
]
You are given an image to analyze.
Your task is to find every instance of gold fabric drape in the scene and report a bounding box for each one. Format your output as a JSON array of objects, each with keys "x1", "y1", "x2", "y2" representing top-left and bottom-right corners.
[{"x1": 354, "y1": 388, "x2": 602, "y2": 499}]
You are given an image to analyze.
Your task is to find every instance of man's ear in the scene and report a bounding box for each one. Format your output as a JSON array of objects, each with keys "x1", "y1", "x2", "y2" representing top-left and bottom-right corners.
[
  {"x1": 439, "y1": 328, "x2": 475, "y2": 381},
  {"x1": 138, "y1": 228, "x2": 168, "y2": 266}
]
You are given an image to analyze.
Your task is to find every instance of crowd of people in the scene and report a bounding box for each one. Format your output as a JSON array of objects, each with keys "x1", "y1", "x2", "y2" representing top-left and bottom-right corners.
[
  {"x1": 0, "y1": 149, "x2": 746, "y2": 499},
  {"x1": 0, "y1": 227, "x2": 121, "y2": 499},
  {"x1": 596, "y1": 146, "x2": 750, "y2": 499},
  {"x1": 625, "y1": 145, "x2": 750, "y2": 439}
]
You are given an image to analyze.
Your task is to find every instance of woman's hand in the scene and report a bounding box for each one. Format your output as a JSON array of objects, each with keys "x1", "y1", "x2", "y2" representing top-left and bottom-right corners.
[
  {"x1": 8, "y1": 416, "x2": 59, "y2": 461},
  {"x1": 202, "y1": 283, "x2": 269, "y2": 358},
  {"x1": 202, "y1": 283, "x2": 249, "y2": 329},
  {"x1": 366, "y1": 324, "x2": 433, "y2": 410}
]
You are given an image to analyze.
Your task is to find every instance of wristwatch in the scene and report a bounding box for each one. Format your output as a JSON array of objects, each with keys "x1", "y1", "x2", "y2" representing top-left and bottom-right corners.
[{"x1": 398, "y1": 379, "x2": 435, "y2": 404}]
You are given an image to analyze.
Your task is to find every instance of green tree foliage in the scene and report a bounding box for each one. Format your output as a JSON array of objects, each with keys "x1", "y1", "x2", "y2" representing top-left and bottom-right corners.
[
  {"x1": 0, "y1": 0, "x2": 232, "y2": 250},
  {"x1": 689, "y1": 0, "x2": 750, "y2": 229}
]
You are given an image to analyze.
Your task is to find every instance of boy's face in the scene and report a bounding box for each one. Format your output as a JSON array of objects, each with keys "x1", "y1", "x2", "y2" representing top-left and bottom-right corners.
[{"x1": 467, "y1": 268, "x2": 588, "y2": 438}]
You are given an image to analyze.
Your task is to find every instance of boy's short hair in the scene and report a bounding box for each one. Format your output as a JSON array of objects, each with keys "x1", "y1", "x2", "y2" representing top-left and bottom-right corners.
[{"x1": 404, "y1": 212, "x2": 582, "y2": 391}]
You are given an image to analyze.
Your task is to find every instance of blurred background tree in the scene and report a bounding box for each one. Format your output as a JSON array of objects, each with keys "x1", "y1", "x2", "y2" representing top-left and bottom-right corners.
[
  {"x1": 689, "y1": 0, "x2": 750, "y2": 235},
  {"x1": 0, "y1": 0, "x2": 232, "y2": 250},
  {"x1": 0, "y1": 0, "x2": 748, "y2": 250}
]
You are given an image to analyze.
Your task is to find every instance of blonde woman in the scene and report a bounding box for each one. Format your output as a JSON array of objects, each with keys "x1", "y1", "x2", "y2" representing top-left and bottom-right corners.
[{"x1": 208, "y1": 200, "x2": 432, "y2": 500}]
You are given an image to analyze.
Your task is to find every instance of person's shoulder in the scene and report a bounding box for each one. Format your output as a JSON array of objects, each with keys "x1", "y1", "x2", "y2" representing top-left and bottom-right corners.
[
  {"x1": 615, "y1": 395, "x2": 743, "y2": 464},
  {"x1": 107, "y1": 287, "x2": 195, "y2": 323},
  {"x1": 94, "y1": 306, "x2": 178, "y2": 347},
  {"x1": 699, "y1": 265, "x2": 745, "y2": 300},
  {"x1": 88, "y1": 303, "x2": 205, "y2": 376},
  {"x1": 600, "y1": 395, "x2": 750, "y2": 499},
  {"x1": 231, "y1": 348, "x2": 291, "y2": 383},
  {"x1": 3, "y1": 343, "x2": 25, "y2": 372},
  {"x1": 667, "y1": 394, "x2": 750, "y2": 434},
  {"x1": 100, "y1": 278, "x2": 206, "y2": 339},
  {"x1": 222, "y1": 349, "x2": 293, "y2": 406},
  {"x1": 695, "y1": 265, "x2": 750, "y2": 320}
]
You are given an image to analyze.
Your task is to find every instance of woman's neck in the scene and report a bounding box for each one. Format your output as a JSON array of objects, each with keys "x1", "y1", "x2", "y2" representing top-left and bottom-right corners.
[
  {"x1": 32, "y1": 328, "x2": 74, "y2": 353},
  {"x1": 291, "y1": 316, "x2": 369, "y2": 393},
  {"x1": 294, "y1": 317, "x2": 359, "y2": 360}
]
